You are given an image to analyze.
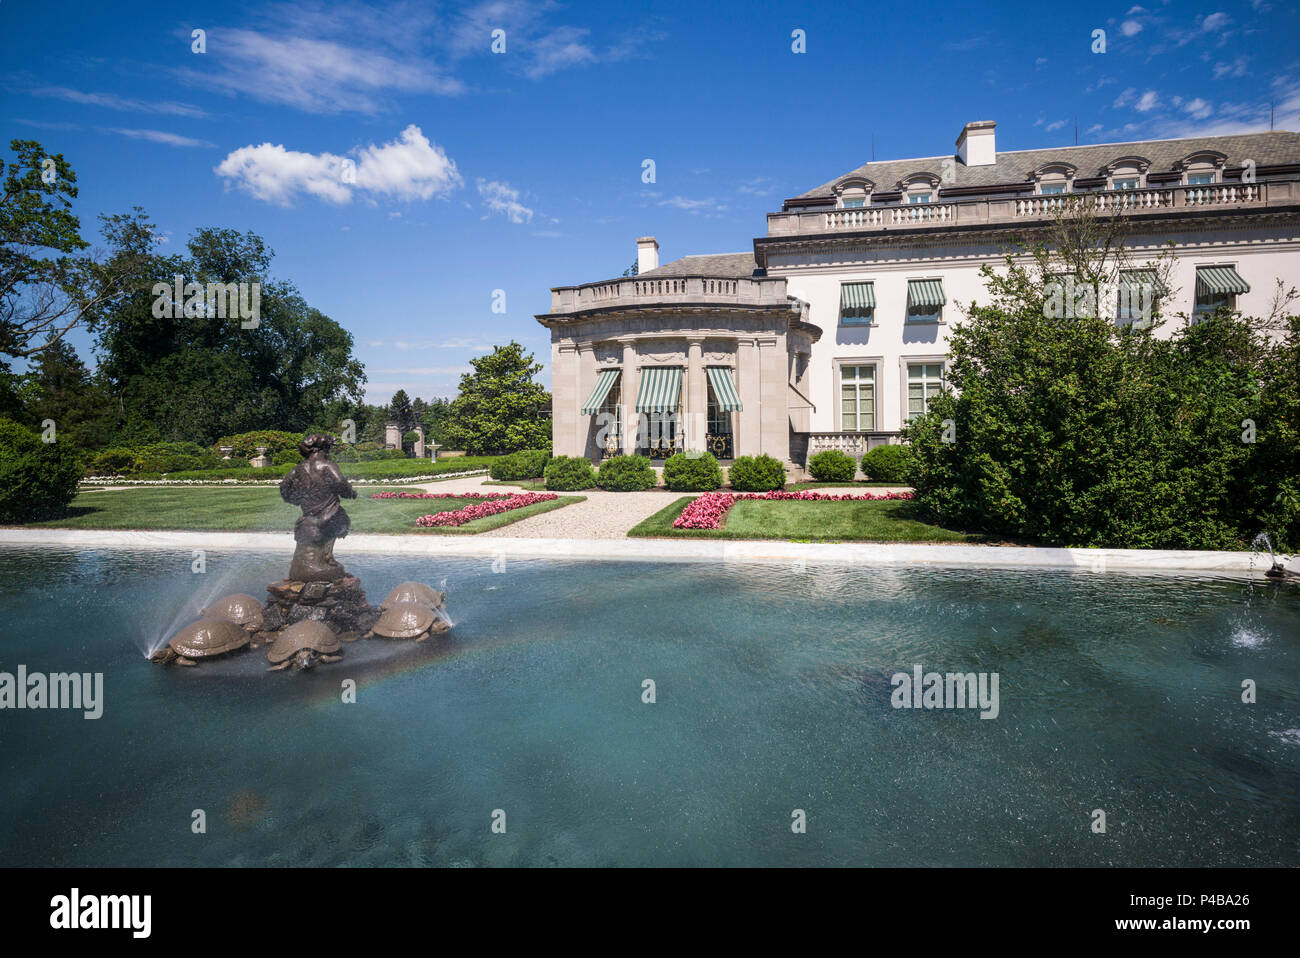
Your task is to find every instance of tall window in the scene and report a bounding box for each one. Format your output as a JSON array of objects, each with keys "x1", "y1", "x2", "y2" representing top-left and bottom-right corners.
[
  {"x1": 907, "y1": 363, "x2": 944, "y2": 421},
  {"x1": 599, "y1": 379, "x2": 621, "y2": 447},
  {"x1": 707, "y1": 382, "x2": 731, "y2": 436},
  {"x1": 840, "y1": 365, "x2": 875, "y2": 432}
]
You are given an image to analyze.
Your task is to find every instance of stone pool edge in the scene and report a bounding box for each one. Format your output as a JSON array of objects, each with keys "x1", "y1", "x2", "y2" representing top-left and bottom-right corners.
[{"x1": 1, "y1": 528, "x2": 1295, "y2": 576}]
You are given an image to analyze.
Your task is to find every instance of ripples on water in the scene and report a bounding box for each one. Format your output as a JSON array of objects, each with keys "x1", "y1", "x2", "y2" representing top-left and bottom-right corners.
[{"x1": 0, "y1": 547, "x2": 1296, "y2": 867}]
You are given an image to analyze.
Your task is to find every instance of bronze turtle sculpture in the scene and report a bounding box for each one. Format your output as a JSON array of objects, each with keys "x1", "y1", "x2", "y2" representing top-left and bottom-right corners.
[
  {"x1": 151, "y1": 619, "x2": 250, "y2": 666},
  {"x1": 380, "y1": 581, "x2": 445, "y2": 610},
  {"x1": 201, "y1": 593, "x2": 265, "y2": 632},
  {"x1": 266, "y1": 620, "x2": 343, "y2": 671},
  {"x1": 365, "y1": 601, "x2": 450, "y2": 642}
]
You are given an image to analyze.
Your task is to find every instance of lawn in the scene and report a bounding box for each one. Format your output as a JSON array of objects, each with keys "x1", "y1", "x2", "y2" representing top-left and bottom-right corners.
[
  {"x1": 106, "y1": 456, "x2": 499, "y2": 483},
  {"x1": 20, "y1": 488, "x2": 583, "y2": 535},
  {"x1": 786, "y1": 480, "x2": 910, "y2": 490},
  {"x1": 628, "y1": 495, "x2": 983, "y2": 542},
  {"x1": 481, "y1": 479, "x2": 548, "y2": 491}
]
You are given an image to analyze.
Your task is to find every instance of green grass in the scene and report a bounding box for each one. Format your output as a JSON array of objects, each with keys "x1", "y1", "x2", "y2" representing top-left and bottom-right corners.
[
  {"x1": 111, "y1": 456, "x2": 499, "y2": 482},
  {"x1": 481, "y1": 478, "x2": 547, "y2": 491},
  {"x1": 19, "y1": 487, "x2": 582, "y2": 535},
  {"x1": 786, "y1": 480, "x2": 910, "y2": 490},
  {"x1": 628, "y1": 495, "x2": 983, "y2": 542}
]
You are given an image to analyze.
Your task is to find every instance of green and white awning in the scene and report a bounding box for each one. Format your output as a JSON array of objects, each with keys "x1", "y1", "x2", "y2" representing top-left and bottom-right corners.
[
  {"x1": 634, "y1": 365, "x2": 682, "y2": 413},
  {"x1": 1196, "y1": 266, "x2": 1250, "y2": 296},
  {"x1": 840, "y1": 282, "x2": 876, "y2": 311},
  {"x1": 1119, "y1": 270, "x2": 1168, "y2": 296},
  {"x1": 706, "y1": 366, "x2": 742, "y2": 412},
  {"x1": 580, "y1": 368, "x2": 620, "y2": 415},
  {"x1": 907, "y1": 279, "x2": 947, "y2": 307}
]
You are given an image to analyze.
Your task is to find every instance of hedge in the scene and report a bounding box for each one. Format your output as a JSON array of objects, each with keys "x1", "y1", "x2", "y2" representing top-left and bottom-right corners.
[
  {"x1": 543, "y1": 455, "x2": 597, "y2": 491},
  {"x1": 597, "y1": 455, "x2": 657, "y2": 491},
  {"x1": 860, "y1": 444, "x2": 912, "y2": 483},
  {"x1": 490, "y1": 448, "x2": 553, "y2": 481},
  {"x1": 0, "y1": 419, "x2": 83, "y2": 522},
  {"x1": 662, "y1": 451, "x2": 723, "y2": 491},
  {"x1": 807, "y1": 449, "x2": 856, "y2": 482},
  {"x1": 728, "y1": 454, "x2": 786, "y2": 491}
]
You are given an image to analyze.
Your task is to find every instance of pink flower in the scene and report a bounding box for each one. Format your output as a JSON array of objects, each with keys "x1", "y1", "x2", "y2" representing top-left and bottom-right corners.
[
  {"x1": 371, "y1": 491, "x2": 511, "y2": 501},
  {"x1": 413, "y1": 492, "x2": 558, "y2": 527},
  {"x1": 671, "y1": 489, "x2": 913, "y2": 530}
]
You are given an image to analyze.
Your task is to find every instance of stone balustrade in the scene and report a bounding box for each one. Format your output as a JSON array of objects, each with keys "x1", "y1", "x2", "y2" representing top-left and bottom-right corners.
[{"x1": 549, "y1": 274, "x2": 790, "y2": 314}]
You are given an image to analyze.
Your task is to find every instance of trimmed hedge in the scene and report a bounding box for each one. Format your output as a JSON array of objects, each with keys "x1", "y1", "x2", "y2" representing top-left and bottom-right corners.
[
  {"x1": 807, "y1": 449, "x2": 856, "y2": 482},
  {"x1": 544, "y1": 455, "x2": 597, "y2": 491},
  {"x1": 490, "y1": 448, "x2": 552, "y2": 481},
  {"x1": 597, "y1": 455, "x2": 657, "y2": 491},
  {"x1": 662, "y1": 451, "x2": 723, "y2": 491},
  {"x1": 0, "y1": 419, "x2": 83, "y2": 522},
  {"x1": 728, "y1": 454, "x2": 786, "y2": 491},
  {"x1": 860, "y1": 444, "x2": 911, "y2": 483},
  {"x1": 210, "y1": 430, "x2": 304, "y2": 460}
]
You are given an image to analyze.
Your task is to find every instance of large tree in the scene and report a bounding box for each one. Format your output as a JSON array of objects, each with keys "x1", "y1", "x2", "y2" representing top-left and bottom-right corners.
[{"x1": 445, "y1": 341, "x2": 551, "y2": 454}]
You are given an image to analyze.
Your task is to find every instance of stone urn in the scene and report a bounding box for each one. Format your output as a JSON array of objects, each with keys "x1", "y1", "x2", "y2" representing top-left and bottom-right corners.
[
  {"x1": 428, "y1": 443, "x2": 441, "y2": 461},
  {"x1": 220, "y1": 446, "x2": 234, "y2": 460},
  {"x1": 250, "y1": 446, "x2": 272, "y2": 468}
]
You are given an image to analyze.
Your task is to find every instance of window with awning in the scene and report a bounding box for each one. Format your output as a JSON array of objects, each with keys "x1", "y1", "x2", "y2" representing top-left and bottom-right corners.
[
  {"x1": 1195, "y1": 265, "x2": 1249, "y2": 315},
  {"x1": 581, "y1": 368, "x2": 621, "y2": 415},
  {"x1": 1117, "y1": 270, "x2": 1167, "y2": 325},
  {"x1": 907, "y1": 279, "x2": 946, "y2": 322},
  {"x1": 634, "y1": 366, "x2": 683, "y2": 413},
  {"x1": 840, "y1": 282, "x2": 876, "y2": 326},
  {"x1": 705, "y1": 366, "x2": 742, "y2": 412}
]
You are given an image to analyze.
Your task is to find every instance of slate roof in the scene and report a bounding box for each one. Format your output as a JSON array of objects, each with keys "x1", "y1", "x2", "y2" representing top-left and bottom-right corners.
[
  {"x1": 792, "y1": 130, "x2": 1300, "y2": 199},
  {"x1": 635, "y1": 252, "x2": 760, "y2": 279}
]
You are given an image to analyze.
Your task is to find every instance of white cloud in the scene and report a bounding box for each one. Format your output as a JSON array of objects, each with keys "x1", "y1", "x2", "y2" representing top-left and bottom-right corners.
[
  {"x1": 658, "y1": 195, "x2": 725, "y2": 213},
  {"x1": 1086, "y1": 123, "x2": 1104, "y2": 134},
  {"x1": 737, "y1": 177, "x2": 774, "y2": 196},
  {"x1": 1045, "y1": 120, "x2": 1067, "y2": 132},
  {"x1": 33, "y1": 86, "x2": 207, "y2": 118},
  {"x1": 1113, "y1": 87, "x2": 1137, "y2": 108},
  {"x1": 476, "y1": 178, "x2": 534, "y2": 223},
  {"x1": 1201, "y1": 12, "x2": 1231, "y2": 32},
  {"x1": 1135, "y1": 90, "x2": 1160, "y2": 112},
  {"x1": 1213, "y1": 57, "x2": 1248, "y2": 78},
  {"x1": 215, "y1": 124, "x2": 461, "y2": 206},
  {"x1": 101, "y1": 127, "x2": 213, "y2": 148},
  {"x1": 1121, "y1": 20, "x2": 1143, "y2": 37},
  {"x1": 1184, "y1": 98, "x2": 1213, "y2": 120}
]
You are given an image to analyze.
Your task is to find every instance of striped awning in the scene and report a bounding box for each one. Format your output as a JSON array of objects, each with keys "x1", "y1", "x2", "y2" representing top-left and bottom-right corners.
[
  {"x1": 840, "y1": 282, "x2": 876, "y2": 311},
  {"x1": 706, "y1": 366, "x2": 742, "y2": 412},
  {"x1": 1196, "y1": 266, "x2": 1250, "y2": 296},
  {"x1": 907, "y1": 279, "x2": 947, "y2": 307},
  {"x1": 635, "y1": 365, "x2": 682, "y2": 413},
  {"x1": 1119, "y1": 270, "x2": 1168, "y2": 296},
  {"x1": 580, "y1": 368, "x2": 620, "y2": 415}
]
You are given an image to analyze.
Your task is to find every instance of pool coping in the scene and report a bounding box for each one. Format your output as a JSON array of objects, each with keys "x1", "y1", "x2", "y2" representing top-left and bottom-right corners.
[{"x1": 1, "y1": 528, "x2": 1295, "y2": 576}]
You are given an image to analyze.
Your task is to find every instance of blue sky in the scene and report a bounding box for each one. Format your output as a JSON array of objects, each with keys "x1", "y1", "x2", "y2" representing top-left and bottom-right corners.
[{"x1": 4, "y1": 0, "x2": 1296, "y2": 403}]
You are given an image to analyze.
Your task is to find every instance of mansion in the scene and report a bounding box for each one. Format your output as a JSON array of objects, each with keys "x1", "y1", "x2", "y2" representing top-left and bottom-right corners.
[{"x1": 537, "y1": 121, "x2": 1300, "y2": 472}]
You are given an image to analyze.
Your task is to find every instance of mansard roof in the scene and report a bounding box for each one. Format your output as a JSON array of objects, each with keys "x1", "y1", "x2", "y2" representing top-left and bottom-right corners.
[
  {"x1": 791, "y1": 130, "x2": 1300, "y2": 200},
  {"x1": 635, "y1": 252, "x2": 760, "y2": 279}
]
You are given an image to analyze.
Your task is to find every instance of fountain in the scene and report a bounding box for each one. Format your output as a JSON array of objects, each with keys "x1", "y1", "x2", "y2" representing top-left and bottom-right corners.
[
  {"x1": 152, "y1": 433, "x2": 450, "y2": 671},
  {"x1": 1250, "y1": 532, "x2": 1292, "y2": 580}
]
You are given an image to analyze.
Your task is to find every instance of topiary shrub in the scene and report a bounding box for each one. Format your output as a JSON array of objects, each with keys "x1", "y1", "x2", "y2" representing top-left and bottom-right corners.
[
  {"x1": 211, "y1": 430, "x2": 304, "y2": 461},
  {"x1": 0, "y1": 419, "x2": 84, "y2": 522},
  {"x1": 491, "y1": 448, "x2": 552, "y2": 481},
  {"x1": 728, "y1": 454, "x2": 787, "y2": 492},
  {"x1": 859, "y1": 444, "x2": 912, "y2": 483},
  {"x1": 662, "y1": 451, "x2": 723, "y2": 491},
  {"x1": 89, "y1": 447, "x2": 139, "y2": 476},
  {"x1": 808, "y1": 449, "x2": 856, "y2": 482},
  {"x1": 543, "y1": 455, "x2": 596, "y2": 491},
  {"x1": 597, "y1": 455, "x2": 656, "y2": 491},
  {"x1": 272, "y1": 447, "x2": 301, "y2": 466}
]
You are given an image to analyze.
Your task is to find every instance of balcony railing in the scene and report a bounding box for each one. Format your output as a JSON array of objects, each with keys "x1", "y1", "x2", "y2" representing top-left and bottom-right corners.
[
  {"x1": 548, "y1": 274, "x2": 791, "y2": 314},
  {"x1": 767, "y1": 181, "x2": 1286, "y2": 237},
  {"x1": 805, "y1": 431, "x2": 900, "y2": 459}
]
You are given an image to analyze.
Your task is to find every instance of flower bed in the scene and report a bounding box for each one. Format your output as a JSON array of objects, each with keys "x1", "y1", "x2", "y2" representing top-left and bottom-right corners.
[
  {"x1": 672, "y1": 489, "x2": 915, "y2": 530},
  {"x1": 414, "y1": 492, "x2": 558, "y2": 528},
  {"x1": 370, "y1": 491, "x2": 511, "y2": 500},
  {"x1": 81, "y1": 469, "x2": 489, "y2": 487}
]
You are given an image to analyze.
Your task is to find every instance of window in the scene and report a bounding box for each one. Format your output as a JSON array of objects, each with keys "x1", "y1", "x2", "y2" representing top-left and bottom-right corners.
[
  {"x1": 907, "y1": 363, "x2": 944, "y2": 420},
  {"x1": 1113, "y1": 177, "x2": 1139, "y2": 190},
  {"x1": 840, "y1": 282, "x2": 876, "y2": 326},
  {"x1": 841, "y1": 365, "x2": 875, "y2": 432},
  {"x1": 599, "y1": 377, "x2": 621, "y2": 444},
  {"x1": 1040, "y1": 184, "x2": 1066, "y2": 195},
  {"x1": 1194, "y1": 266, "x2": 1250, "y2": 317},
  {"x1": 1187, "y1": 173, "x2": 1214, "y2": 185},
  {"x1": 908, "y1": 192, "x2": 932, "y2": 204},
  {"x1": 841, "y1": 197, "x2": 866, "y2": 208},
  {"x1": 906, "y1": 279, "x2": 946, "y2": 324}
]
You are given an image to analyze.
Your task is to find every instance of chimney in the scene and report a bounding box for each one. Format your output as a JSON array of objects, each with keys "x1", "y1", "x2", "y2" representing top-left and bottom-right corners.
[
  {"x1": 637, "y1": 236, "x2": 659, "y2": 274},
  {"x1": 956, "y1": 121, "x2": 996, "y2": 167}
]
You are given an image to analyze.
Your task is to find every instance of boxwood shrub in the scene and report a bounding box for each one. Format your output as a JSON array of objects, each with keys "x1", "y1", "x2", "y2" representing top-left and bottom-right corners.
[
  {"x1": 491, "y1": 448, "x2": 552, "y2": 481},
  {"x1": 728, "y1": 454, "x2": 787, "y2": 491},
  {"x1": 0, "y1": 419, "x2": 84, "y2": 522},
  {"x1": 807, "y1": 449, "x2": 856, "y2": 482},
  {"x1": 597, "y1": 455, "x2": 657, "y2": 491},
  {"x1": 860, "y1": 444, "x2": 912, "y2": 483},
  {"x1": 662, "y1": 451, "x2": 723, "y2": 491},
  {"x1": 543, "y1": 455, "x2": 597, "y2": 491}
]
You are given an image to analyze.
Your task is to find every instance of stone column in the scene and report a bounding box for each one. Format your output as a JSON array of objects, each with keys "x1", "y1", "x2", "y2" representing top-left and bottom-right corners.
[
  {"x1": 686, "y1": 338, "x2": 706, "y2": 454},
  {"x1": 576, "y1": 342, "x2": 596, "y2": 459},
  {"x1": 384, "y1": 421, "x2": 401, "y2": 450},
  {"x1": 758, "y1": 338, "x2": 784, "y2": 459},
  {"x1": 553, "y1": 342, "x2": 577, "y2": 458},
  {"x1": 620, "y1": 339, "x2": 639, "y2": 455},
  {"x1": 736, "y1": 338, "x2": 760, "y2": 456},
  {"x1": 413, "y1": 426, "x2": 425, "y2": 458}
]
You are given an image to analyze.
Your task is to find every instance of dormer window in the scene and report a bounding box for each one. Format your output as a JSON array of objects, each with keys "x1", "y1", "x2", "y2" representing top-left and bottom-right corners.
[
  {"x1": 1113, "y1": 177, "x2": 1139, "y2": 191},
  {"x1": 1176, "y1": 151, "x2": 1226, "y2": 187},
  {"x1": 908, "y1": 192, "x2": 932, "y2": 204},
  {"x1": 833, "y1": 177, "x2": 874, "y2": 209},
  {"x1": 1030, "y1": 162, "x2": 1076, "y2": 196},
  {"x1": 1040, "y1": 184, "x2": 1066, "y2": 195},
  {"x1": 842, "y1": 197, "x2": 866, "y2": 208},
  {"x1": 1187, "y1": 173, "x2": 1215, "y2": 185},
  {"x1": 1103, "y1": 156, "x2": 1151, "y2": 191}
]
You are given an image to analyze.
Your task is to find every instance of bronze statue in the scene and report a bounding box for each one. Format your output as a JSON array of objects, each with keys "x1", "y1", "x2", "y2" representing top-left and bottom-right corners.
[{"x1": 279, "y1": 434, "x2": 356, "y2": 581}]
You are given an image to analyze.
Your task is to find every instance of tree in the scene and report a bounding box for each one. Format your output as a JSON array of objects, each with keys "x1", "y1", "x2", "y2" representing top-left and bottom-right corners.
[
  {"x1": 445, "y1": 341, "x2": 551, "y2": 454},
  {"x1": 19, "y1": 339, "x2": 114, "y2": 450},
  {"x1": 420, "y1": 396, "x2": 453, "y2": 445},
  {"x1": 1, "y1": 140, "x2": 155, "y2": 359},
  {"x1": 389, "y1": 389, "x2": 413, "y2": 432}
]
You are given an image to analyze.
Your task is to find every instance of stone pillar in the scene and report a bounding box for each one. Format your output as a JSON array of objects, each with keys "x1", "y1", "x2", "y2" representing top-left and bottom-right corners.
[
  {"x1": 758, "y1": 338, "x2": 784, "y2": 459},
  {"x1": 384, "y1": 421, "x2": 401, "y2": 450},
  {"x1": 413, "y1": 426, "x2": 425, "y2": 458},
  {"x1": 620, "y1": 339, "x2": 639, "y2": 455},
  {"x1": 736, "y1": 339, "x2": 760, "y2": 456},
  {"x1": 686, "y1": 338, "x2": 705, "y2": 454},
  {"x1": 577, "y1": 342, "x2": 596, "y2": 459},
  {"x1": 553, "y1": 342, "x2": 577, "y2": 458}
]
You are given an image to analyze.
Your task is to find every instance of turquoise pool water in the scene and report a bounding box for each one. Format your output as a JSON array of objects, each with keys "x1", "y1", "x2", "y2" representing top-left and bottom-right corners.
[{"x1": 0, "y1": 546, "x2": 1296, "y2": 867}]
